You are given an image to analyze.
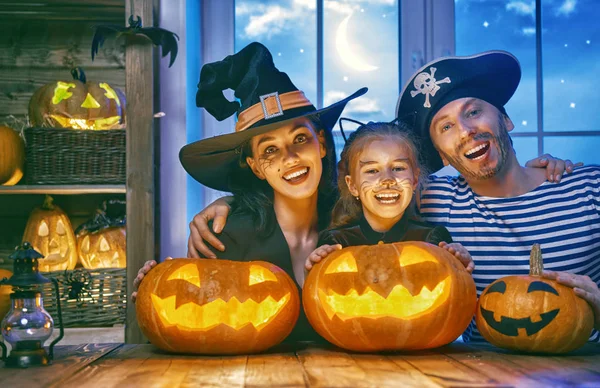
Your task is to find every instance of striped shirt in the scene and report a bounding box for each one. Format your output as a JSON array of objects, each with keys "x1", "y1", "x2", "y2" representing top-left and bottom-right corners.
[{"x1": 419, "y1": 165, "x2": 600, "y2": 343}]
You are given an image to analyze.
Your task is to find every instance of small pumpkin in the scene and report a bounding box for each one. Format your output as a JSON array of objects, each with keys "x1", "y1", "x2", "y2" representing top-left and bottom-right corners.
[
  {"x1": 0, "y1": 125, "x2": 24, "y2": 186},
  {"x1": 136, "y1": 258, "x2": 300, "y2": 354},
  {"x1": 28, "y1": 68, "x2": 126, "y2": 130},
  {"x1": 303, "y1": 241, "x2": 477, "y2": 352},
  {"x1": 0, "y1": 269, "x2": 13, "y2": 321},
  {"x1": 76, "y1": 201, "x2": 126, "y2": 269},
  {"x1": 476, "y1": 244, "x2": 594, "y2": 354},
  {"x1": 22, "y1": 195, "x2": 78, "y2": 272}
]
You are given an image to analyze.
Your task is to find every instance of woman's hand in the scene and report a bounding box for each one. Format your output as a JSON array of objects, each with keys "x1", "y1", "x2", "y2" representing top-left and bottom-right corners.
[
  {"x1": 525, "y1": 154, "x2": 583, "y2": 183},
  {"x1": 439, "y1": 242, "x2": 474, "y2": 274},
  {"x1": 543, "y1": 271, "x2": 600, "y2": 331},
  {"x1": 131, "y1": 257, "x2": 172, "y2": 303},
  {"x1": 305, "y1": 244, "x2": 342, "y2": 271},
  {"x1": 187, "y1": 196, "x2": 233, "y2": 258}
]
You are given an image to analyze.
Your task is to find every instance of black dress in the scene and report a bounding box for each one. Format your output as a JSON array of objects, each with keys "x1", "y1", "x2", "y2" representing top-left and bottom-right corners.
[
  {"x1": 205, "y1": 212, "x2": 327, "y2": 344},
  {"x1": 318, "y1": 214, "x2": 453, "y2": 247}
]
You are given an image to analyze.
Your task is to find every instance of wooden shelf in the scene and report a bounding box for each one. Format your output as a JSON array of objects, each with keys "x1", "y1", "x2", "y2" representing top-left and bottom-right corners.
[{"x1": 0, "y1": 185, "x2": 126, "y2": 195}]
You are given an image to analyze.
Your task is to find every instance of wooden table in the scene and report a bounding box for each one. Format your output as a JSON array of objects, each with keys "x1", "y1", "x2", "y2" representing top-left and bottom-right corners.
[{"x1": 1, "y1": 342, "x2": 599, "y2": 387}]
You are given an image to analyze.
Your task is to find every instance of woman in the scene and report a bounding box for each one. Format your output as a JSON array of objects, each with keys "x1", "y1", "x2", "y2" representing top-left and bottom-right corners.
[{"x1": 133, "y1": 42, "x2": 367, "y2": 344}]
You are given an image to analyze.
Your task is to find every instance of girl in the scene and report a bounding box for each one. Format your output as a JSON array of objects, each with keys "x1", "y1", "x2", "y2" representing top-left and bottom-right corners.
[
  {"x1": 305, "y1": 120, "x2": 474, "y2": 271},
  {"x1": 132, "y1": 42, "x2": 366, "y2": 344}
]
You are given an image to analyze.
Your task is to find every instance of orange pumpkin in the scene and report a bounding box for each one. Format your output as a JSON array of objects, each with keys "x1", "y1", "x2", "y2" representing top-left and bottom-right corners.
[
  {"x1": 303, "y1": 241, "x2": 477, "y2": 352},
  {"x1": 77, "y1": 226, "x2": 126, "y2": 269},
  {"x1": 0, "y1": 269, "x2": 13, "y2": 321},
  {"x1": 136, "y1": 258, "x2": 300, "y2": 354},
  {"x1": 476, "y1": 244, "x2": 594, "y2": 354},
  {"x1": 22, "y1": 195, "x2": 78, "y2": 272},
  {"x1": 28, "y1": 68, "x2": 126, "y2": 130},
  {"x1": 0, "y1": 125, "x2": 24, "y2": 186}
]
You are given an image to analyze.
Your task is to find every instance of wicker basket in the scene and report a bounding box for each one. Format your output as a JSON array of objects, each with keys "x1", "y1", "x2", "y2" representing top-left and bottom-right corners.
[
  {"x1": 41, "y1": 267, "x2": 126, "y2": 328},
  {"x1": 23, "y1": 127, "x2": 126, "y2": 185}
]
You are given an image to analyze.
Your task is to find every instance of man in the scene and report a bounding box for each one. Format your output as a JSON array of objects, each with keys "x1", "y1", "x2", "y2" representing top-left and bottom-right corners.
[{"x1": 395, "y1": 50, "x2": 599, "y2": 342}]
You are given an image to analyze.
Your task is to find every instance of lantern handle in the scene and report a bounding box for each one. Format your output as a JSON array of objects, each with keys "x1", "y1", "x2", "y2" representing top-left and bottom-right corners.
[{"x1": 48, "y1": 278, "x2": 64, "y2": 361}]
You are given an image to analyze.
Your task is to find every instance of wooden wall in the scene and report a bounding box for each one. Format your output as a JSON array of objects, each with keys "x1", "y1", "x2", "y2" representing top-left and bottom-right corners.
[{"x1": 0, "y1": 0, "x2": 126, "y2": 265}]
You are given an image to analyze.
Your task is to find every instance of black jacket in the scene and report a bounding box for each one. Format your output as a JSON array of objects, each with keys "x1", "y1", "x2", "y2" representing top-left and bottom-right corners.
[{"x1": 318, "y1": 215, "x2": 453, "y2": 247}]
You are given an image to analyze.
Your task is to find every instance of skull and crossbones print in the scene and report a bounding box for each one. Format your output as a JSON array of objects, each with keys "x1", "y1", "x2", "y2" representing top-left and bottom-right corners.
[{"x1": 410, "y1": 67, "x2": 451, "y2": 108}]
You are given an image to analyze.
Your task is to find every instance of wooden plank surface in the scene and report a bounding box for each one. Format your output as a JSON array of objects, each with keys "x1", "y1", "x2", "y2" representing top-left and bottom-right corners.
[
  {"x1": 0, "y1": 343, "x2": 121, "y2": 387},
  {"x1": 6, "y1": 342, "x2": 600, "y2": 387},
  {"x1": 124, "y1": 0, "x2": 156, "y2": 345},
  {"x1": 61, "y1": 344, "x2": 249, "y2": 388},
  {"x1": 393, "y1": 347, "x2": 508, "y2": 387}
]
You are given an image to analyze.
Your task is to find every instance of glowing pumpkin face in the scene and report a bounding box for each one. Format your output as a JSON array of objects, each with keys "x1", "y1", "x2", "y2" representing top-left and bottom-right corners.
[
  {"x1": 22, "y1": 196, "x2": 77, "y2": 272},
  {"x1": 136, "y1": 258, "x2": 300, "y2": 354},
  {"x1": 77, "y1": 226, "x2": 126, "y2": 269},
  {"x1": 475, "y1": 244, "x2": 594, "y2": 354},
  {"x1": 28, "y1": 68, "x2": 126, "y2": 130},
  {"x1": 303, "y1": 241, "x2": 477, "y2": 352}
]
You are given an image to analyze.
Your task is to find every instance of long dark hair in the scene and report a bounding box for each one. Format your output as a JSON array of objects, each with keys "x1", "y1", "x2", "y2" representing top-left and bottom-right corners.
[
  {"x1": 330, "y1": 120, "x2": 427, "y2": 228},
  {"x1": 228, "y1": 116, "x2": 338, "y2": 237}
]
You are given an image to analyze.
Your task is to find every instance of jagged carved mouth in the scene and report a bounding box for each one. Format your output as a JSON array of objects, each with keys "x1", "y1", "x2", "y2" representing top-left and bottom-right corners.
[
  {"x1": 151, "y1": 293, "x2": 291, "y2": 331},
  {"x1": 318, "y1": 276, "x2": 451, "y2": 320}
]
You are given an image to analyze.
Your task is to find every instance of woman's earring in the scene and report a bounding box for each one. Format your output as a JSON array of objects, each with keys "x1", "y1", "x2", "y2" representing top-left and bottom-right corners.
[{"x1": 355, "y1": 196, "x2": 360, "y2": 201}]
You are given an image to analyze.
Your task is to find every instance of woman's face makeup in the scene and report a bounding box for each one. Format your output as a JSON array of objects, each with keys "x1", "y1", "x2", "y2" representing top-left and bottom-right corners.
[
  {"x1": 345, "y1": 138, "x2": 419, "y2": 228},
  {"x1": 247, "y1": 117, "x2": 326, "y2": 200}
]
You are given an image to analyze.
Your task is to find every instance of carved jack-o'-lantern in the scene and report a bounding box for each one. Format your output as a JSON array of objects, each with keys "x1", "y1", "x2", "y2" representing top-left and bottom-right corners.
[
  {"x1": 76, "y1": 203, "x2": 126, "y2": 269},
  {"x1": 303, "y1": 241, "x2": 477, "y2": 352},
  {"x1": 136, "y1": 258, "x2": 300, "y2": 354},
  {"x1": 476, "y1": 244, "x2": 594, "y2": 354},
  {"x1": 28, "y1": 68, "x2": 126, "y2": 130},
  {"x1": 22, "y1": 195, "x2": 77, "y2": 272},
  {"x1": 77, "y1": 226, "x2": 126, "y2": 269}
]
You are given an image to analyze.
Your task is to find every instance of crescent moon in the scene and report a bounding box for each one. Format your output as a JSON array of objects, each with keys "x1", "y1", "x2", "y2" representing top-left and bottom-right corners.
[{"x1": 335, "y1": 14, "x2": 378, "y2": 72}]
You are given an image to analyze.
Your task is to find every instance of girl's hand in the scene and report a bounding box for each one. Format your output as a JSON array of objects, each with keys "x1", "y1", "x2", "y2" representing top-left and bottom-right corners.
[
  {"x1": 543, "y1": 271, "x2": 600, "y2": 331},
  {"x1": 131, "y1": 257, "x2": 173, "y2": 303},
  {"x1": 305, "y1": 244, "x2": 342, "y2": 270},
  {"x1": 439, "y1": 242, "x2": 474, "y2": 274},
  {"x1": 525, "y1": 153, "x2": 583, "y2": 183}
]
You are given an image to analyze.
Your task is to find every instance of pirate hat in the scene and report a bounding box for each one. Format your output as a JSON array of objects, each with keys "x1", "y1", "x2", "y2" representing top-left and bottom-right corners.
[
  {"x1": 396, "y1": 50, "x2": 521, "y2": 173},
  {"x1": 180, "y1": 42, "x2": 367, "y2": 192}
]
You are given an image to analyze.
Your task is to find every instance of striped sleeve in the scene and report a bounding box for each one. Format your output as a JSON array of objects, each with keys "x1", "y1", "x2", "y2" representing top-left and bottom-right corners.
[{"x1": 419, "y1": 166, "x2": 600, "y2": 343}]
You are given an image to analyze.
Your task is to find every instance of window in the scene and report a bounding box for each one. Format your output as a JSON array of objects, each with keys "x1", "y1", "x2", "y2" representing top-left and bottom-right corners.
[
  {"x1": 456, "y1": 0, "x2": 600, "y2": 165},
  {"x1": 235, "y1": 0, "x2": 399, "y2": 161}
]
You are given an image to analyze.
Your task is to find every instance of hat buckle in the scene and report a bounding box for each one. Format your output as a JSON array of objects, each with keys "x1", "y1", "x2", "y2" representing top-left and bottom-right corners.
[{"x1": 259, "y1": 92, "x2": 284, "y2": 120}]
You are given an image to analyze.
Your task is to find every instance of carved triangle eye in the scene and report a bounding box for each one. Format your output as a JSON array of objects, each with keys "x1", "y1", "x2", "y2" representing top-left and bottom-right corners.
[
  {"x1": 167, "y1": 263, "x2": 201, "y2": 288},
  {"x1": 325, "y1": 253, "x2": 357, "y2": 274},
  {"x1": 38, "y1": 221, "x2": 49, "y2": 237},
  {"x1": 249, "y1": 265, "x2": 277, "y2": 285},
  {"x1": 56, "y1": 220, "x2": 66, "y2": 235},
  {"x1": 81, "y1": 236, "x2": 91, "y2": 253}
]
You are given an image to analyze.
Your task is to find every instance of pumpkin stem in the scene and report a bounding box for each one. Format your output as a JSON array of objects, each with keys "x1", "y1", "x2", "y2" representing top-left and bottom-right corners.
[
  {"x1": 71, "y1": 67, "x2": 87, "y2": 84},
  {"x1": 42, "y1": 194, "x2": 55, "y2": 210},
  {"x1": 529, "y1": 243, "x2": 544, "y2": 276}
]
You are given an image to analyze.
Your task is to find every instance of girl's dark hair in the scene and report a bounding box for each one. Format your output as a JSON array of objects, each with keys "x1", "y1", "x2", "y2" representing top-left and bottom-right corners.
[
  {"x1": 228, "y1": 116, "x2": 338, "y2": 237},
  {"x1": 330, "y1": 120, "x2": 427, "y2": 228}
]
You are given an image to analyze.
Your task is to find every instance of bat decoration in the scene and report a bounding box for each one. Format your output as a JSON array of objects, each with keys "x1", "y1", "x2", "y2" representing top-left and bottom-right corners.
[{"x1": 91, "y1": 15, "x2": 179, "y2": 67}]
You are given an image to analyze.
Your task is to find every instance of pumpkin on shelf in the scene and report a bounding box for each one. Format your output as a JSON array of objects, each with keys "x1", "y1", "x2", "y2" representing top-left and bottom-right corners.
[
  {"x1": 475, "y1": 244, "x2": 594, "y2": 354},
  {"x1": 75, "y1": 200, "x2": 126, "y2": 269},
  {"x1": 28, "y1": 67, "x2": 126, "y2": 130},
  {"x1": 303, "y1": 241, "x2": 477, "y2": 352},
  {"x1": 0, "y1": 269, "x2": 13, "y2": 321},
  {"x1": 0, "y1": 125, "x2": 25, "y2": 186},
  {"x1": 136, "y1": 258, "x2": 300, "y2": 354},
  {"x1": 22, "y1": 195, "x2": 78, "y2": 272}
]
